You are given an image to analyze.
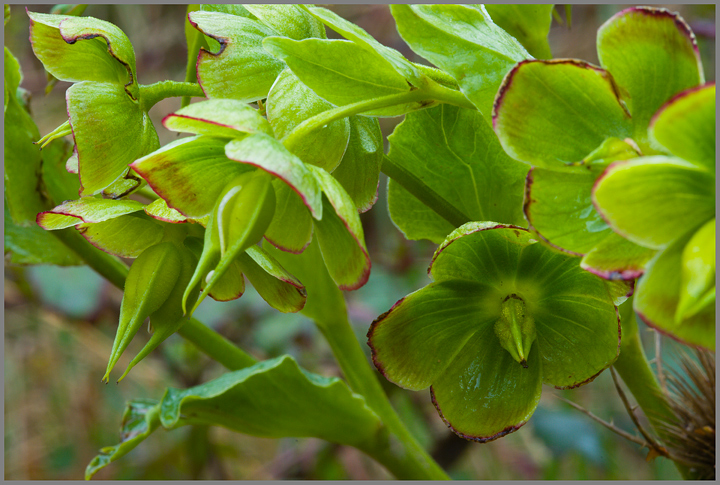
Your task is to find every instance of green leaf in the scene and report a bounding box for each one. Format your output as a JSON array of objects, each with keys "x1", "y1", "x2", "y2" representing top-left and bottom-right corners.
[
  {"x1": 225, "y1": 133, "x2": 323, "y2": 219},
  {"x1": 676, "y1": 218, "x2": 715, "y2": 322},
  {"x1": 200, "y1": 4, "x2": 254, "y2": 18},
  {"x1": 331, "y1": 115, "x2": 382, "y2": 212},
  {"x1": 649, "y1": 83, "x2": 715, "y2": 171},
  {"x1": 264, "y1": 181, "x2": 314, "y2": 253},
  {"x1": 131, "y1": 136, "x2": 254, "y2": 219},
  {"x1": 493, "y1": 60, "x2": 632, "y2": 170},
  {"x1": 67, "y1": 81, "x2": 158, "y2": 196},
  {"x1": 635, "y1": 229, "x2": 715, "y2": 350},
  {"x1": 266, "y1": 68, "x2": 350, "y2": 172},
  {"x1": 238, "y1": 246, "x2": 307, "y2": 313},
  {"x1": 306, "y1": 5, "x2": 424, "y2": 85},
  {"x1": 387, "y1": 104, "x2": 527, "y2": 243},
  {"x1": 597, "y1": 6, "x2": 704, "y2": 145},
  {"x1": 263, "y1": 37, "x2": 417, "y2": 116},
  {"x1": 485, "y1": 4, "x2": 553, "y2": 59},
  {"x1": 4, "y1": 47, "x2": 22, "y2": 112},
  {"x1": 390, "y1": 4, "x2": 528, "y2": 119},
  {"x1": 190, "y1": 11, "x2": 285, "y2": 102},
  {"x1": 40, "y1": 138, "x2": 80, "y2": 205},
  {"x1": 309, "y1": 166, "x2": 370, "y2": 290},
  {"x1": 244, "y1": 4, "x2": 326, "y2": 40},
  {"x1": 592, "y1": 156, "x2": 715, "y2": 250},
  {"x1": 163, "y1": 99, "x2": 273, "y2": 138},
  {"x1": 37, "y1": 197, "x2": 144, "y2": 230},
  {"x1": 28, "y1": 11, "x2": 138, "y2": 99},
  {"x1": 77, "y1": 212, "x2": 165, "y2": 258}
]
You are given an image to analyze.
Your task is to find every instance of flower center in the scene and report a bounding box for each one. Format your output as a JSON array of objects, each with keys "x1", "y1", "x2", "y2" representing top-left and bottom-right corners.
[{"x1": 494, "y1": 294, "x2": 537, "y2": 368}]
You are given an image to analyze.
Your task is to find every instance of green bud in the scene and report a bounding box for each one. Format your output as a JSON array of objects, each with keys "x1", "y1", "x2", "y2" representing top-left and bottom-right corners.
[{"x1": 494, "y1": 294, "x2": 537, "y2": 368}]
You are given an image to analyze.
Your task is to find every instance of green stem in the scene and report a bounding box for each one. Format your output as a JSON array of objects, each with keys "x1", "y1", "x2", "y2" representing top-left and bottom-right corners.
[
  {"x1": 139, "y1": 81, "x2": 205, "y2": 112},
  {"x1": 613, "y1": 311, "x2": 695, "y2": 479},
  {"x1": 49, "y1": 227, "x2": 256, "y2": 370}
]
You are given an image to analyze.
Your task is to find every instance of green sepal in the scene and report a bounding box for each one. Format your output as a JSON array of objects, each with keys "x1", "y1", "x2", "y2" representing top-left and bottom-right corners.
[
  {"x1": 493, "y1": 60, "x2": 632, "y2": 170},
  {"x1": 162, "y1": 98, "x2": 273, "y2": 138},
  {"x1": 676, "y1": 219, "x2": 715, "y2": 322},
  {"x1": 76, "y1": 212, "x2": 165, "y2": 259},
  {"x1": 580, "y1": 231, "x2": 657, "y2": 281},
  {"x1": 144, "y1": 198, "x2": 188, "y2": 224},
  {"x1": 244, "y1": 4, "x2": 326, "y2": 40},
  {"x1": 485, "y1": 4, "x2": 553, "y2": 59},
  {"x1": 263, "y1": 181, "x2": 314, "y2": 253},
  {"x1": 190, "y1": 11, "x2": 285, "y2": 102},
  {"x1": 183, "y1": 236, "x2": 245, "y2": 303},
  {"x1": 37, "y1": 197, "x2": 145, "y2": 230},
  {"x1": 390, "y1": 4, "x2": 528, "y2": 120},
  {"x1": 104, "y1": 242, "x2": 182, "y2": 382},
  {"x1": 649, "y1": 83, "x2": 715, "y2": 171},
  {"x1": 266, "y1": 68, "x2": 350, "y2": 172},
  {"x1": 597, "y1": 6, "x2": 704, "y2": 146},
  {"x1": 238, "y1": 246, "x2": 307, "y2": 313}
]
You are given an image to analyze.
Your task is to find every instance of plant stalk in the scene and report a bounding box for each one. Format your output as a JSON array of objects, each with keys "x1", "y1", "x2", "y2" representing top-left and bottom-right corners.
[{"x1": 139, "y1": 81, "x2": 205, "y2": 112}]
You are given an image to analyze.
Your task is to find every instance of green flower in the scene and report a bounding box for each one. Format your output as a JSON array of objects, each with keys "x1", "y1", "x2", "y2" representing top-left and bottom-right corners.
[{"x1": 369, "y1": 222, "x2": 623, "y2": 441}]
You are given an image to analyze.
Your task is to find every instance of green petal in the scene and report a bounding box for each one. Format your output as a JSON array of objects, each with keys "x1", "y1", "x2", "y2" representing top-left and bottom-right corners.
[
  {"x1": 37, "y1": 197, "x2": 144, "y2": 230},
  {"x1": 310, "y1": 166, "x2": 370, "y2": 290},
  {"x1": 163, "y1": 99, "x2": 273, "y2": 138},
  {"x1": 390, "y1": 4, "x2": 528, "y2": 120},
  {"x1": 144, "y1": 198, "x2": 187, "y2": 224},
  {"x1": 592, "y1": 156, "x2": 715, "y2": 249},
  {"x1": 493, "y1": 60, "x2": 632, "y2": 170},
  {"x1": 67, "y1": 81, "x2": 158, "y2": 196},
  {"x1": 580, "y1": 231, "x2": 657, "y2": 281},
  {"x1": 132, "y1": 136, "x2": 253, "y2": 219},
  {"x1": 263, "y1": 37, "x2": 417, "y2": 116},
  {"x1": 676, "y1": 219, "x2": 715, "y2": 321},
  {"x1": 266, "y1": 68, "x2": 350, "y2": 172},
  {"x1": 368, "y1": 281, "x2": 501, "y2": 391},
  {"x1": 28, "y1": 11, "x2": 137, "y2": 98},
  {"x1": 431, "y1": 325, "x2": 542, "y2": 442},
  {"x1": 264, "y1": 181, "x2": 314, "y2": 253},
  {"x1": 649, "y1": 83, "x2": 715, "y2": 170},
  {"x1": 190, "y1": 11, "x2": 285, "y2": 102},
  {"x1": 244, "y1": 4, "x2": 326, "y2": 40},
  {"x1": 635, "y1": 230, "x2": 715, "y2": 350},
  {"x1": 238, "y1": 246, "x2": 307, "y2": 313},
  {"x1": 597, "y1": 6, "x2": 704, "y2": 145},
  {"x1": 387, "y1": 104, "x2": 527, "y2": 243},
  {"x1": 485, "y1": 4, "x2": 553, "y2": 59},
  {"x1": 77, "y1": 212, "x2": 165, "y2": 258}
]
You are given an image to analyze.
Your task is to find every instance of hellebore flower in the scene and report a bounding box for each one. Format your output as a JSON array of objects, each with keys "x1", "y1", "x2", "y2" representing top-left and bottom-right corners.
[
  {"x1": 492, "y1": 6, "x2": 704, "y2": 279},
  {"x1": 369, "y1": 222, "x2": 623, "y2": 441},
  {"x1": 28, "y1": 10, "x2": 159, "y2": 197},
  {"x1": 593, "y1": 84, "x2": 716, "y2": 350}
]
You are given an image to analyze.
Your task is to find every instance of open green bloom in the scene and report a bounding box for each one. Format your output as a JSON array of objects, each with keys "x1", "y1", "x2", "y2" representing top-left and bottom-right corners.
[
  {"x1": 492, "y1": 6, "x2": 704, "y2": 279},
  {"x1": 593, "y1": 83, "x2": 716, "y2": 350},
  {"x1": 28, "y1": 11, "x2": 159, "y2": 197},
  {"x1": 369, "y1": 222, "x2": 622, "y2": 441}
]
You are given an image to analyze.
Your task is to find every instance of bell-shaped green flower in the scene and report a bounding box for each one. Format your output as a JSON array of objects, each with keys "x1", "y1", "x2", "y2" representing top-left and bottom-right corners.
[
  {"x1": 369, "y1": 222, "x2": 623, "y2": 441},
  {"x1": 593, "y1": 83, "x2": 716, "y2": 350},
  {"x1": 492, "y1": 6, "x2": 704, "y2": 279},
  {"x1": 28, "y1": 10, "x2": 159, "y2": 197}
]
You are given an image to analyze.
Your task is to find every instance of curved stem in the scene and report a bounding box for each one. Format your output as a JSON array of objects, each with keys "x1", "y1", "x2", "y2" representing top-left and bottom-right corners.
[{"x1": 139, "y1": 81, "x2": 206, "y2": 112}]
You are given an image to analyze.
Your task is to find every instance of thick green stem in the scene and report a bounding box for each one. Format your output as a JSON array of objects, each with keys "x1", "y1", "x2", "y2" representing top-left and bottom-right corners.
[
  {"x1": 613, "y1": 311, "x2": 695, "y2": 479},
  {"x1": 139, "y1": 81, "x2": 205, "y2": 112},
  {"x1": 49, "y1": 227, "x2": 256, "y2": 370}
]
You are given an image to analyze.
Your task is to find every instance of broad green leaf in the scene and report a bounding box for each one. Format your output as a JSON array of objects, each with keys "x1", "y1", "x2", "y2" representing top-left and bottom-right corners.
[
  {"x1": 390, "y1": 4, "x2": 528, "y2": 120},
  {"x1": 85, "y1": 399, "x2": 161, "y2": 480},
  {"x1": 225, "y1": 133, "x2": 322, "y2": 219},
  {"x1": 580, "y1": 231, "x2": 656, "y2": 281},
  {"x1": 190, "y1": 11, "x2": 285, "y2": 102},
  {"x1": 131, "y1": 136, "x2": 254, "y2": 219},
  {"x1": 593, "y1": 156, "x2": 715, "y2": 250},
  {"x1": 4, "y1": 201, "x2": 83, "y2": 266},
  {"x1": 309, "y1": 166, "x2": 370, "y2": 290},
  {"x1": 331, "y1": 115, "x2": 382, "y2": 212},
  {"x1": 485, "y1": 4, "x2": 553, "y2": 59},
  {"x1": 387, "y1": 104, "x2": 527, "y2": 242},
  {"x1": 144, "y1": 198, "x2": 187, "y2": 223},
  {"x1": 159, "y1": 355, "x2": 380, "y2": 443},
  {"x1": 635, "y1": 230, "x2": 715, "y2": 350},
  {"x1": 37, "y1": 197, "x2": 144, "y2": 230},
  {"x1": 77, "y1": 212, "x2": 165, "y2": 258},
  {"x1": 200, "y1": 4, "x2": 254, "y2": 17},
  {"x1": 266, "y1": 68, "x2": 350, "y2": 172},
  {"x1": 4, "y1": 47, "x2": 22, "y2": 112},
  {"x1": 163, "y1": 99, "x2": 273, "y2": 138},
  {"x1": 387, "y1": 181, "x2": 455, "y2": 243},
  {"x1": 28, "y1": 12, "x2": 138, "y2": 98},
  {"x1": 676, "y1": 219, "x2": 715, "y2": 321},
  {"x1": 244, "y1": 4, "x2": 326, "y2": 40},
  {"x1": 493, "y1": 60, "x2": 632, "y2": 170},
  {"x1": 264, "y1": 181, "x2": 314, "y2": 253},
  {"x1": 263, "y1": 37, "x2": 417, "y2": 116},
  {"x1": 597, "y1": 6, "x2": 704, "y2": 146},
  {"x1": 67, "y1": 81, "x2": 158, "y2": 196},
  {"x1": 649, "y1": 83, "x2": 715, "y2": 171},
  {"x1": 306, "y1": 5, "x2": 424, "y2": 85},
  {"x1": 240, "y1": 246, "x2": 306, "y2": 312},
  {"x1": 40, "y1": 138, "x2": 80, "y2": 205},
  {"x1": 431, "y1": 326, "x2": 542, "y2": 441}
]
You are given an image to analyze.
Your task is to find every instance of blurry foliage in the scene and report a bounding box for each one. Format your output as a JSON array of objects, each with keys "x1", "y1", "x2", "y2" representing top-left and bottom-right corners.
[{"x1": 4, "y1": 3, "x2": 714, "y2": 480}]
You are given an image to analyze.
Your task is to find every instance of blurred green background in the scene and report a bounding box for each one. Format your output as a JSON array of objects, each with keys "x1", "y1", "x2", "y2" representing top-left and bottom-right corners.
[{"x1": 4, "y1": 4, "x2": 715, "y2": 480}]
